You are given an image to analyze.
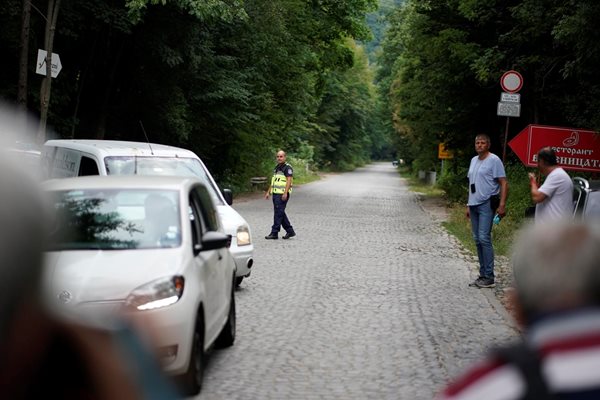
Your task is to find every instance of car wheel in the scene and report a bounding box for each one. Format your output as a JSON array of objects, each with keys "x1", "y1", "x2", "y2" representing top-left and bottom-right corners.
[
  {"x1": 180, "y1": 317, "x2": 205, "y2": 395},
  {"x1": 235, "y1": 276, "x2": 244, "y2": 286},
  {"x1": 216, "y1": 287, "x2": 236, "y2": 348}
]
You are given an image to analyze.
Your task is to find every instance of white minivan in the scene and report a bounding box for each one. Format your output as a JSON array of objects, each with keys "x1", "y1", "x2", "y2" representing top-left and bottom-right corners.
[{"x1": 42, "y1": 140, "x2": 254, "y2": 285}]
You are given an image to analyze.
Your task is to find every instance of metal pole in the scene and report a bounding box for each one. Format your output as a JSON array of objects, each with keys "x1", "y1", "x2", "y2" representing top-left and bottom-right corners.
[{"x1": 502, "y1": 116, "x2": 510, "y2": 162}]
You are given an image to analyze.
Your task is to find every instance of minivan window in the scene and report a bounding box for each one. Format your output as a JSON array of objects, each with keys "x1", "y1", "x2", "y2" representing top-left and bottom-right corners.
[
  {"x1": 104, "y1": 156, "x2": 224, "y2": 206},
  {"x1": 79, "y1": 156, "x2": 100, "y2": 176}
]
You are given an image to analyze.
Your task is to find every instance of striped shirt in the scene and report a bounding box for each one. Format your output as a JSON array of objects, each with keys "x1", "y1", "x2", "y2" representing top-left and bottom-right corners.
[{"x1": 438, "y1": 309, "x2": 600, "y2": 399}]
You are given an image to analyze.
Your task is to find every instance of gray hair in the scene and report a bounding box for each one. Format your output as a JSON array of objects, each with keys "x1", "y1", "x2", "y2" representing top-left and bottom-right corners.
[
  {"x1": 475, "y1": 134, "x2": 491, "y2": 144},
  {"x1": 512, "y1": 221, "x2": 600, "y2": 319}
]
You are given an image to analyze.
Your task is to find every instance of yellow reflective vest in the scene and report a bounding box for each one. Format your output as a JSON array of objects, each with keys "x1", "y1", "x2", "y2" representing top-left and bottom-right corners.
[{"x1": 271, "y1": 164, "x2": 292, "y2": 194}]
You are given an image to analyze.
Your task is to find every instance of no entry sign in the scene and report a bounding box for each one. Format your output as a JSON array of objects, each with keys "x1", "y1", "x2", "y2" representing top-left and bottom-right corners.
[
  {"x1": 500, "y1": 70, "x2": 523, "y2": 93},
  {"x1": 508, "y1": 124, "x2": 600, "y2": 173}
]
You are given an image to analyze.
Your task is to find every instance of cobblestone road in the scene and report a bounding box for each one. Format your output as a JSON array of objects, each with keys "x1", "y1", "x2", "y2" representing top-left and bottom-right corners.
[{"x1": 195, "y1": 163, "x2": 518, "y2": 400}]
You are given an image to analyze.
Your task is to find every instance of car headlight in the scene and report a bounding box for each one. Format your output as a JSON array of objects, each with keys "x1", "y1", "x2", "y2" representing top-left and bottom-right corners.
[
  {"x1": 236, "y1": 225, "x2": 251, "y2": 246},
  {"x1": 125, "y1": 276, "x2": 184, "y2": 311}
]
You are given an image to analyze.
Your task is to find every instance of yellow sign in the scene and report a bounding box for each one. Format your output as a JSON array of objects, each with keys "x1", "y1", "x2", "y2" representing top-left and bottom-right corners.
[{"x1": 438, "y1": 143, "x2": 453, "y2": 159}]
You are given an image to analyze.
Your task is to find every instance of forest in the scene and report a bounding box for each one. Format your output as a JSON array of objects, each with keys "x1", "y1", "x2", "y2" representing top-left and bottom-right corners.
[
  {"x1": 377, "y1": 0, "x2": 600, "y2": 197},
  {"x1": 1, "y1": 0, "x2": 599, "y2": 193},
  {"x1": 0, "y1": 0, "x2": 387, "y2": 190}
]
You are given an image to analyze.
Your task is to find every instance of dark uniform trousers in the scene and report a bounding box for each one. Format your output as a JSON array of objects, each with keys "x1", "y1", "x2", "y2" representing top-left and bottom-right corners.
[{"x1": 271, "y1": 194, "x2": 294, "y2": 235}]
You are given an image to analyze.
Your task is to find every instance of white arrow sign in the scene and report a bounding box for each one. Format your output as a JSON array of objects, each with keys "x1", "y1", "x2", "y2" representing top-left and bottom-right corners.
[{"x1": 36, "y1": 49, "x2": 62, "y2": 78}]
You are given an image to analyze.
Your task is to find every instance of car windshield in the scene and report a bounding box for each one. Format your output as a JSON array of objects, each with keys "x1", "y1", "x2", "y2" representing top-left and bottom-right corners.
[
  {"x1": 47, "y1": 188, "x2": 181, "y2": 250},
  {"x1": 104, "y1": 156, "x2": 224, "y2": 206},
  {"x1": 584, "y1": 191, "x2": 600, "y2": 220}
]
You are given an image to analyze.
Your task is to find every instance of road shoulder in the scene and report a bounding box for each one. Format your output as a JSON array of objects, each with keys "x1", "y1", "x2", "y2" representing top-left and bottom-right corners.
[{"x1": 417, "y1": 193, "x2": 521, "y2": 333}]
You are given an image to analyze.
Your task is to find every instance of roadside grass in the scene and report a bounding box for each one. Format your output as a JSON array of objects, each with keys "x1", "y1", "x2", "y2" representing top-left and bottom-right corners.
[
  {"x1": 399, "y1": 166, "x2": 522, "y2": 258},
  {"x1": 294, "y1": 173, "x2": 320, "y2": 185},
  {"x1": 442, "y1": 204, "x2": 520, "y2": 257},
  {"x1": 398, "y1": 167, "x2": 445, "y2": 198}
]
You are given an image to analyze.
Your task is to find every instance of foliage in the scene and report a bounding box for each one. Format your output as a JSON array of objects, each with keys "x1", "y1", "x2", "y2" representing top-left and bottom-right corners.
[
  {"x1": 124, "y1": 0, "x2": 247, "y2": 24},
  {"x1": 377, "y1": 0, "x2": 600, "y2": 191},
  {"x1": 503, "y1": 162, "x2": 534, "y2": 224},
  {"x1": 0, "y1": 0, "x2": 381, "y2": 191},
  {"x1": 311, "y1": 40, "x2": 382, "y2": 171},
  {"x1": 437, "y1": 163, "x2": 469, "y2": 203},
  {"x1": 286, "y1": 154, "x2": 319, "y2": 185},
  {"x1": 363, "y1": 0, "x2": 404, "y2": 62}
]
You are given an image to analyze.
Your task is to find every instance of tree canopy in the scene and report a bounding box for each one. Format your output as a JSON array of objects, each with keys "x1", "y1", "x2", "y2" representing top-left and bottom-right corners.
[
  {"x1": 377, "y1": 0, "x2": 600, "y2": 172},
  {"x1": 1, "y1": 0, "x2": 388, "y2": 188},
  {"x1": 5, "y1": 0, "x2": 595, "y2": 191}
]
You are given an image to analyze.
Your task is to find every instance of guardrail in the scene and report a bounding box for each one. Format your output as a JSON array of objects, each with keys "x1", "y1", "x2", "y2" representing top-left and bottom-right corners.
[{"x1": 250, "y1": 176, "x2": 268, "y2": 191}]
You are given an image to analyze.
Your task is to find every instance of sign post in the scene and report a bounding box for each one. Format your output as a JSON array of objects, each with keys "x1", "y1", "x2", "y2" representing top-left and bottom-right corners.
[
  {"x1": 438, "y1": 143, "x2": 453, "y2": 174},
  {"x1": 508, "y1": 124, "x2": 600, "y2": 173},
  {"x1": 497, "y1": 70, "x2": 523, "y2": 162}
]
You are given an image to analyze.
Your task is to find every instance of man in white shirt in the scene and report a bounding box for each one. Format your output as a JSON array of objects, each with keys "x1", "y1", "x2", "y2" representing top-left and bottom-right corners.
[{"x1": 528, "y1": 147, "x2": 573, "y2": 223}]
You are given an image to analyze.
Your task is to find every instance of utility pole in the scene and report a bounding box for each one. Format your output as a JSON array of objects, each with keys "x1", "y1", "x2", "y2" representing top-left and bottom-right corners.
[{"x1": 37, "y1": 0, "x2": 61, "y2": 144}]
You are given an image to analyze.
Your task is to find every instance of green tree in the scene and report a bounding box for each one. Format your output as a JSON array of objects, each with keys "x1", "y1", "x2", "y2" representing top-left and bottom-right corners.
[{"x1": 1, "y1": 0, "x2": 381, "y2": 188}]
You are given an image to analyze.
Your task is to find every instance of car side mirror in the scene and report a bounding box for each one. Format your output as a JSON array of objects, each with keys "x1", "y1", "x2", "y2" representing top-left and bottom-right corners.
[
  {"x1": 199, "y1": 231, "x2": 230, "y2": 252},
  {"x1": 222, "y1": 188, "x2": 233, "y2": 205}
]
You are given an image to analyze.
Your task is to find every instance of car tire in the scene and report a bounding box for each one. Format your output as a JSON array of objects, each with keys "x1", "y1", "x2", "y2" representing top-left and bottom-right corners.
[
  {"x1": 235, "y1": 276, "x2": 244, "y2": 286},
  {"x1": 216, "y1": 286, "x2": 236, "y2": 348},
  {"x1": 180, "y1": 316, "x2": 205, "y2": 395}
]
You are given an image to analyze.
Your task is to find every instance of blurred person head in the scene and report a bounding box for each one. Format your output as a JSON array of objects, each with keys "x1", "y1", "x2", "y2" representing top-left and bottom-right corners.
[
  {"x1": 0, "y1": 157, "x2": 46, "y2": 342},
  {"x1": 0, "y1": 104, "x2": 178, "y2": 399},
  {"x1": 511, "y1": 221, "x2": 600, "y2": 324},
  {"x1": 0, "y1": 102, "x2": 47, "y2": 343}
]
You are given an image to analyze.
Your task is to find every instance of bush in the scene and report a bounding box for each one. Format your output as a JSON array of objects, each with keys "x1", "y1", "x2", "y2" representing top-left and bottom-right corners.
[
  {"x1": 437, "y1": 165, "x2": 469, "y2": 203},
  {"x1": 503, "y1": 162, "x2": 533, "y2": 223},
  {"x1": 286, "y1": 155, "x2": 319, "y2": 184}
]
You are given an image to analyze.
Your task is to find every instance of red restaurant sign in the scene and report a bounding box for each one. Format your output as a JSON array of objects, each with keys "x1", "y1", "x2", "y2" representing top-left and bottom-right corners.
[{"x1": 508, "y1": 124, "x2": 600, "y2": 173}]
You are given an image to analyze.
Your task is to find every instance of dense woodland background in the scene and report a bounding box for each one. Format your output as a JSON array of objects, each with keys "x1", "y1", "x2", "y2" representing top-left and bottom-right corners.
[{"x1": 1, "y1": 0, "x2": 599, "y2": 196}]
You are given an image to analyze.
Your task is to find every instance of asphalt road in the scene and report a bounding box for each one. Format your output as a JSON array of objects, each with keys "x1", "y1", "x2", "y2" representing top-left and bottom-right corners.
[{"x1": 195, "y1": 162, "x2": 518, "y2": 400}]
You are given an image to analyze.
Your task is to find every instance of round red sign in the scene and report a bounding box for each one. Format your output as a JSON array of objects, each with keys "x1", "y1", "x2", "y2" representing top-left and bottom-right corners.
[{"x1": 500, "y1": 70, "x2": 523, "y2": 93}]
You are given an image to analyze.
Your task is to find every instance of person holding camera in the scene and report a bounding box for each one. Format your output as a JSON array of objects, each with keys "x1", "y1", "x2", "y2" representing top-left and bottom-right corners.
[
  {"x1": 466, "y1": 134, "x2": 508, "y2": 288},
  {"x1": 528, "y1": 146, "x2": 573, "y2": 224}
]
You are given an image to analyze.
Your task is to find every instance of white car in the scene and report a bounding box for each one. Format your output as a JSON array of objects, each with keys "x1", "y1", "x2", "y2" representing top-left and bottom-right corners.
[
  {"x1": 42, "y1": 139, "x2": 254, "y2": 285},
  {"x1": 42, "y1": 175, "x2": 236, "y2": 395}
]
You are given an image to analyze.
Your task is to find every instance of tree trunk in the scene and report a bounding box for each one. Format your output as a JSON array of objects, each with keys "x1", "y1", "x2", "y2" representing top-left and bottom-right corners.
[
  {"x1": 18, "y1": 0, "x2": 31, "y2": 111},
  {"x1": 37, "y1": 0, "x2": 62, "y2": 144}
]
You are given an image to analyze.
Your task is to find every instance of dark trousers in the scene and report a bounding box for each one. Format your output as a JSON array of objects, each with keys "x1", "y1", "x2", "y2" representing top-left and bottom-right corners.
[{"x1": 271, "y1": 194, "x2": 294, "y2": 235}]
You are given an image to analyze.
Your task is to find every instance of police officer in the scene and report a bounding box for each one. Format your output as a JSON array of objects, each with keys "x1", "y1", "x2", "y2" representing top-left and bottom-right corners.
[{"x1": 264, "y1": 150, "x2": 296, "y2": 240}]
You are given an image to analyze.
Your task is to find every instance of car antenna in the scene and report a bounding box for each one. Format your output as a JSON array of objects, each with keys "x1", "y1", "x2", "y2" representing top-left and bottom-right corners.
[{"x1": 139, "y1": 120, "x2": 154, "y2": 155}]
